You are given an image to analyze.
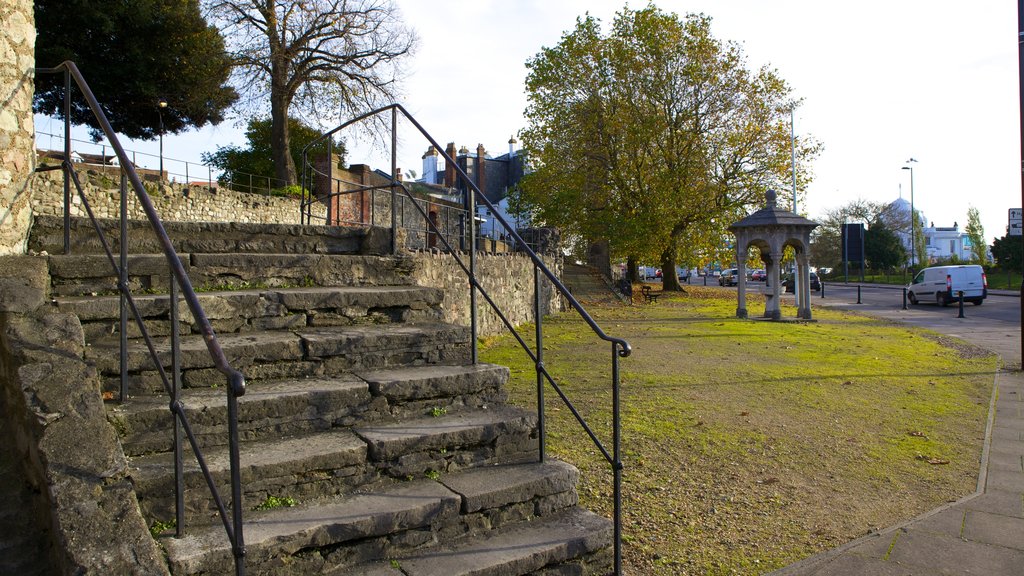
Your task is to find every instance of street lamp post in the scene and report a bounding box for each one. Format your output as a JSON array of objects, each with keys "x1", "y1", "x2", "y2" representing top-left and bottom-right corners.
[
  {"x1": 157, "y1": 99, "x2": 168, "y2": 188},
  {"x1": 902, "y1": 158, "x2": 918, "y2": 273}
]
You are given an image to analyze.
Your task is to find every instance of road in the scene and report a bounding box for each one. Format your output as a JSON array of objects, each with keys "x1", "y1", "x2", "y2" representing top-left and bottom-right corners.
[{"x1": 803, "y1": 282, "x2": 1022, "y2": 367}]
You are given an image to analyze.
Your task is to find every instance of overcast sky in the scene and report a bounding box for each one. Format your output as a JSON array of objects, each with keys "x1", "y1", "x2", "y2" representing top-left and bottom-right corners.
[{"x1": 37, "y1": 0, "x2": 1021, "y2": 244}]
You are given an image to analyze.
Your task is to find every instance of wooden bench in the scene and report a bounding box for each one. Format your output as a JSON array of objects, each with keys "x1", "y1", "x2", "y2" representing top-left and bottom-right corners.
[{"x1": 641, "y1": 285, "x2": 660, "y2": 303}]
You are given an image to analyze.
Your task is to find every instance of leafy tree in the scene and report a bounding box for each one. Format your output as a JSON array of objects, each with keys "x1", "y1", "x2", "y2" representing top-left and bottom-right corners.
[
  {"x1": 518, "y1": 7, "x2": 818, "y2": 291},
  {"x1": 964, "y1": 206, "x2": 987, "y2": 264},
  {"x1": 202, "y1": 117, "x2": 344, "y2": 193},
  {"x1": 206, "y1": 0, "x2": 417, "y2": 187},
  {"x1": 864, "y1": 218, "x2": 906, "y2": 270},
  {"x1": 991, "y1": 234, "x2": 1022, "y2": 272},
  {"x1": 34, "y1": 0, "x2": 237, "y2": 140}
]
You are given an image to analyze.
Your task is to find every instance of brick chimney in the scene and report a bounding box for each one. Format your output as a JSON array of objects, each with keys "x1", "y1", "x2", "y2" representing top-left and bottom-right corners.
[
  {"x1": 476, "y1": 143, "x2": 486, "y2": 196},
  {"x1": 444, "y1": 142, "x2": 457, "y2": 187}
]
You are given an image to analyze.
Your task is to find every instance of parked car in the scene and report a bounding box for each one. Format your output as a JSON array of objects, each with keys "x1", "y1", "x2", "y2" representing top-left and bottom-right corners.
[
  {"x1": 907, "y1": 265, "x2": 986, "y2": 306},
  {"x1": 782, "y1": 272, "x2": 820, "y2": 292},
  {"x1": 750, "y1": 269, "x2": 767, "y2": 282},
  {"x1": 719, "y1": 268, "x2": 740, "y2": 286}
]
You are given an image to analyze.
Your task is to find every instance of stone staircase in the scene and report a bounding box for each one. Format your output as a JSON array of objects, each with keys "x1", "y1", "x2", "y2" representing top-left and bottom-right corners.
[{"x1": 27, "y1": 215, "x2": 612, "y2": 575}]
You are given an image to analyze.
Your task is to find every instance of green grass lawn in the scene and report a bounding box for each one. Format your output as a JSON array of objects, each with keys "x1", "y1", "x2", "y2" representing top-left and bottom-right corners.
[{"x1": 480, "y1": 287, "x2": 996, "y2": 575}]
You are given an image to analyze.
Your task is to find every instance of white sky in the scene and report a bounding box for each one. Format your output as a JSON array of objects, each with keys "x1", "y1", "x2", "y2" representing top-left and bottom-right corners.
[{"x1": 37, "y1": 0, "x2": 1021, "y2": 243}]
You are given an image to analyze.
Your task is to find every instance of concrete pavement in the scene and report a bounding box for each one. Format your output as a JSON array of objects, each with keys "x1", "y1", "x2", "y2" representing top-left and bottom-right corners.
[{"x1": 771, "y1": 294, "x2": 1024, "y2": 575}]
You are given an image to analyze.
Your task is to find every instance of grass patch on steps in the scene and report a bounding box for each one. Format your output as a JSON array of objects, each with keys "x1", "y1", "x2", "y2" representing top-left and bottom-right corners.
[{"x1": 480, "y1": 286, "x2": 996, "y2": 575}]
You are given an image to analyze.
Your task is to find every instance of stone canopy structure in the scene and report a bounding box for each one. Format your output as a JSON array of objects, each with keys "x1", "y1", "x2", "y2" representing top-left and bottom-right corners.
[{"x1": 729, "y1": 190, "x2": 819, "y2": 320}]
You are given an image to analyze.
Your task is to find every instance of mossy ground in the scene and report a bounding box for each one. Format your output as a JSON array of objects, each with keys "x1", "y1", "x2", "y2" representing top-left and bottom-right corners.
[{"x1": 480, "y1": 287, "x2": 996, "y2": 575}]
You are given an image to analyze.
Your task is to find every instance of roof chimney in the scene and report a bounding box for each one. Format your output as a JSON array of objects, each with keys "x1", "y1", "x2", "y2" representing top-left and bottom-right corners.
[
  {"x1": 476, "y1": 143, "x2": 486, "y2": 196},
  {"x1": 508, "y1": 135, "x2": 517, "y2": 156},
  {"x1": 444, "y1": 142, "x2": 457, "y2": 187},
  {"x1": 422, "y1": 146, "x2": 438, "y2": 184}
]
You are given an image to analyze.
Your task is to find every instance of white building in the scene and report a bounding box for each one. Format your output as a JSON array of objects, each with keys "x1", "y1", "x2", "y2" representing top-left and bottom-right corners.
[
  {"x1": 923, "y1": 222, "x2": 971, "y2": 262},
  {"x1": 885, "y1": 198, "x2": 971, "y2": 264}
]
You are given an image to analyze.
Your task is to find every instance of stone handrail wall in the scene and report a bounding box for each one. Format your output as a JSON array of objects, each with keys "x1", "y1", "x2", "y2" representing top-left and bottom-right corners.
[{"x1": 30, "y1": 168, "x2": 324, "y2": 225}]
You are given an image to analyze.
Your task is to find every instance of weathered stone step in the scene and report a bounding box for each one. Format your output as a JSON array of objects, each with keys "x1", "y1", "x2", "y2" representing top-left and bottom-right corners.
[
  {"x1": 46, "y1": 251, "x2": 420, "y2": 297},
  {"x1": 356, "y1": 363, "x2": 510, "y2": 418},
  {"x1": 29, "y1": 214, "x2": 389, "y2": 256},
  {"x1": 112, "y1": 374, "x2": 374, "y2": 457},
  {"x1": 113, "y1": 364, "x2": 510, "y2": 457},
  {"x1": 159, "y1": 461, "x2": 584, "y2": 576},
  {"x1": 88, "y1": 322, "x2": 472, "y2": 392},
  {"x1": 356, "y1": 507, "x2": 613, "y2": 576},
  {"x1": 354, "y1": 406, "x2": 538, "y2": 479},
  {"x1": 133, "y1": 407, "x2": 539, "y2": 525},
  {"x1": 58, "y1": 284, "x2": 443, "y2": 342}
]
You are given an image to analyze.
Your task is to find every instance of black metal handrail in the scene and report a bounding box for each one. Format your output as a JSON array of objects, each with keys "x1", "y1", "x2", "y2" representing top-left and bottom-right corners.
[
  {"x1": 36, "y1": 62, "x2": 247, "y2": 576},
  {"x1": 301, "y1": 104, "x2": 632, "y2": 574}
]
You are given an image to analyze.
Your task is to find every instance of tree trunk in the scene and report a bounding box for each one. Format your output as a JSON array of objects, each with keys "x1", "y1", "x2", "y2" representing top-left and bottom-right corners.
[
  {"x1": 661, "y1": 246, "x2": 684, "y2": 291},
  {"x1": 270, "y1": 76, "x2": 297, "y2": 187},
  {"x1": 626, "y1": 255, "x2": 640, "y2": 284}
]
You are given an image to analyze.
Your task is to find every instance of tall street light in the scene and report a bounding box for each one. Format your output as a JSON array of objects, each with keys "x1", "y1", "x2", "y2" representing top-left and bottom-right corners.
[
  {"x1": 902, "y1": 158, "x2": 918, "y2": 273},
  {"x1": 157, "y1": 99, "x2": 168, "y2": 188}
]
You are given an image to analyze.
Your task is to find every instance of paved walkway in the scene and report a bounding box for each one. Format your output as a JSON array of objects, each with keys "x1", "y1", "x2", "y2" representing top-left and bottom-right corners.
[{"x1": 772, "y1": 295, "x2": 1024, "y2": 575}]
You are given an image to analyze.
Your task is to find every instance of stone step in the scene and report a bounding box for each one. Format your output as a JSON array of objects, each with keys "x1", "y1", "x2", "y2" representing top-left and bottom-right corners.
[
  {"x1": 46, "y1": 252, "x2": 420, "y2": 297},
  {"x1": 159, "y1": 461, "x2": 584, "y2": 576},
  {"x1": 113, "y1": 364, "x2": 510, "y2": 457},
  {"x1": 133, "y1": 407, "x2": 539, "y2": 526},
  {"x1": 353, "y1": 406, "x2": 538, "y2": 479},
  {"x1": 358, "y1": 507, "x2": 613, "y2": 576},
  {"x1": 88, "y1": 322, "x2": 472, "y2": 393},
  {"x1": 29, "y1": 214, "x2": 389, "y2": 256},
  {"x1": 57, "y1": 285, "x2": 443, "y2": 342}
]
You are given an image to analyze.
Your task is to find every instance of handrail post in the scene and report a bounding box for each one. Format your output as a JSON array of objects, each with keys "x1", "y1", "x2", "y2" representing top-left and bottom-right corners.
[
  {"x1": 535, "y1": 265, "x2": 545, "y2": 463},
  {"x1": 390, "y1": 107, "x2": 398, "y2": 254},
  {"x1": 467, "y1": 185, "x2": 478, "y2": 364},
  {"x1": 228, "y1": 385, "x2": 246, "y2": 576},
  {"x1": 612, "y1": 341, "x2": 623, "y2": 576},
  {"x1": 63, "y1": 68, "x2": 71, "y2": 255},
  {"x1": 170, "y1": 267, "x2": 185, "y2": 537},
  {"x1": 326, "y1": 138, "x2": 334, "y2": 225},
  {"x1": 119, "y1": 171, "x2": 128, "y2": 402}
]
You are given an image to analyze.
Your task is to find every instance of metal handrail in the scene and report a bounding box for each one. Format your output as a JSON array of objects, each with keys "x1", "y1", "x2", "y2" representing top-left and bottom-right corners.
[
  {"x1": 36, "y1": 62, "x2": 247, "y2": 576},
  {"x1": 301, "y1": 104, "x2": 632, "y2": 574}
]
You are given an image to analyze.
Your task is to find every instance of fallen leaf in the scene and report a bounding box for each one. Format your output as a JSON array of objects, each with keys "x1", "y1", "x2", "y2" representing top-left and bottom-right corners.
[
  {"x1": 928, "y1": 458, "x2": 950, "y2": 465},
  {"x1": 908, "y1": 431, "x2": 928, "y2": 439},
  {"x1": 740, "y1": 411, "x2": 749, "y2": 416},
  {"x1": 102, "y1": 391, "x2": 115, "y2": 401},
  {"x1": 757, "y1": 477, "x2": 780, "y2": 485}
]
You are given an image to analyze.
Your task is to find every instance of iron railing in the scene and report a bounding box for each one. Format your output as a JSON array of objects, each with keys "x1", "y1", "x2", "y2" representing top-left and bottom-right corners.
[
  {"x1": 301, "y1": 104, "x2": 632, "y2": 574},
  {"x1": 35, "y1": 62, "x2": 247, "y2": 576}
]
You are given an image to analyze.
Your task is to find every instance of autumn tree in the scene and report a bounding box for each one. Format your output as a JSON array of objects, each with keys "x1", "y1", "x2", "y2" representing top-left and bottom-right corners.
[
  {"x1": 518, "y1": 7, "x2": 818, "y2": 290},
  {"x1": 34, "y1": 0, "x2": 237, "y2": 140},
  {"x1": 811, "y1": 199, "x2": 922, "y2": 270},
  {"x1": 964, "y1": 206, "x2": 987, "y2": 264},
  {"x1": 206, "y1": 0, "x2": 417, "y2": 187}
]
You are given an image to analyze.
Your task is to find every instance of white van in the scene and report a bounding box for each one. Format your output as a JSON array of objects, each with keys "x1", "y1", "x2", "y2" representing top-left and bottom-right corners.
[{"x1": 907, "y1": 265, "x2": 987, "y2": 306}]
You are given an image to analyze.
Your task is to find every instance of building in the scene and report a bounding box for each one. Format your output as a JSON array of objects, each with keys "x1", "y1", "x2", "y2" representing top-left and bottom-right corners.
[
  {"x1": 885, "y1": 197, "x2": 971, "y2": 264},
  {"x1": 418, "y1": 139, "x2": 530, "y2": 235},
  {"x1": 923, "y1": 221, "x2": 971, "y2": 262}
]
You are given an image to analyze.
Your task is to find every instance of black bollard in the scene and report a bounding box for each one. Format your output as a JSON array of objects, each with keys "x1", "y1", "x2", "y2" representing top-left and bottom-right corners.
[
  {"x1": 902, "y1": 287, "x2": 908, "y2": 310},
  {"x1": 704, "y1": 275, "x2": 707, "y2": 286},
  {"x1": 957, "y1": 290, "x2": 965, "y2": 318},
  {"x1": 820, "y1": 281, "x2": 825, "y2": 298},
  {"x1": 857, "y1": 285, "x2": 862, "y2": 304}
]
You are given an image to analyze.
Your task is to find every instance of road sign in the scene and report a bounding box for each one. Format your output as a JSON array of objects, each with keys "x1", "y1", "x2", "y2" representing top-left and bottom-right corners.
[{"x1": 1010, "y1": 208, "x2": 1023, "y2": 236}]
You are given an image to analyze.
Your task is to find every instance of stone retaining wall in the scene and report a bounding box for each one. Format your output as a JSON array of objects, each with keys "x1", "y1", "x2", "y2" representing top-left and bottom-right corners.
[
  {"x1": 411, "y1": 249, "x2": 564, "y2": 336},
  {"x1": 30, "y1": 169, "x2": 324, "y2": 225},
  {"x1": 0, "y1": 0, "x2": 36, "y2": 255},
  {"x1": 0, "y1": 256, "x2": 168, "y2": 574}
]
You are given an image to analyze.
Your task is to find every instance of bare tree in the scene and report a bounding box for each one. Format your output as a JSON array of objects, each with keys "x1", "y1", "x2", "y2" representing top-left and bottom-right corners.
[{"x1": 206, "y1": 0, "x2": 417, "y2": 186}]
